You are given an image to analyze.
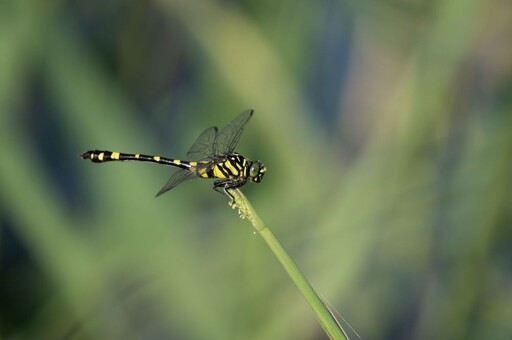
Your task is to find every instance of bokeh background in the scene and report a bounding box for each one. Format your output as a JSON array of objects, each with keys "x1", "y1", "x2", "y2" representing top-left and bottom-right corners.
[{"x1": 1, "y1": 1, "x2": 511, "y2": 339}]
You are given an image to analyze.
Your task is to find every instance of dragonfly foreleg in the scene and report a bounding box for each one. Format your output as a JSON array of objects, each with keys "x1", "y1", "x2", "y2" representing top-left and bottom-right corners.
[{"x1": 213, "y1": 179, "x2": 247, "y2": 203}]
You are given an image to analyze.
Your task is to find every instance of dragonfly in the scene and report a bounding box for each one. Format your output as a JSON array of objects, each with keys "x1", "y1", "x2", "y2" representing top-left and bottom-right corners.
[{"x1": 80, "y1": 109, "x2": 266, "y2": 202}]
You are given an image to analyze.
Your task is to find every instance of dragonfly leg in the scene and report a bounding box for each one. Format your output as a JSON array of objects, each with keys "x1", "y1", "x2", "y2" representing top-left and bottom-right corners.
[
  {"x1": 213, "y1": 180, "x2": 235, "y2": 203},
  {"x1": 213, "y1": 179, "x2": 247, "y2": 203}
]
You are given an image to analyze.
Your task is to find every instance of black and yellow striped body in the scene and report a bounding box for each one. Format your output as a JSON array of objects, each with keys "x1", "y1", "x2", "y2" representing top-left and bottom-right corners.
[
  {"x1": 202, "y1": 153, "x2": 249, "y2": 180},
  {"x1": 81, "y1": 150, "x2": 251, "y2": 181},
  {"x1": 80, "y1": 110, "x2": 266, "y2": 201},
  {"x1": 81, "y1": 150, "x2": 198, "y2": 170},
  {"x1": 80, "y1": 149, "x2": 265, "y2": 199}
]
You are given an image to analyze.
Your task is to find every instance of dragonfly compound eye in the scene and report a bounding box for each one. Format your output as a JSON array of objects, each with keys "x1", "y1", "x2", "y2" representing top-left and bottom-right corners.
[{"x1": 249, "y1": 161, "x2": 266, "y2": 183}]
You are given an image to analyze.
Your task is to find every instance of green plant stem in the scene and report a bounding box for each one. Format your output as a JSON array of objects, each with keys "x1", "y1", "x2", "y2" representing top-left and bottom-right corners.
[{"x1": 230, "y1": 189, "x2": 348, "y2": 340}]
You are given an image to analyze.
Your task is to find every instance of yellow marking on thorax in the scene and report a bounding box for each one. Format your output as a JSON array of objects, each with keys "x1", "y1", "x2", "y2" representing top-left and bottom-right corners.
[
  {"x1": 224, "y1": 161, "x2": 239, "y2": 176},
  {"x1": 153, "y1": 156, "x2": 161, "y2": 162},
  {"x1": 111, "y1": 152, "x2": 120, "y2": 160},
  {"x1": 213, "y1": 166, "x2": 228, "y2": 179},
  {"x1": 98, "y1": 152, "x2": 105, "y2": 161},
  {"x1": 135, "y1": 154, "x2": 140, "y2": 159},
  {"x1": 233, "y1": 161, "x2": 243, "y2": 171}
]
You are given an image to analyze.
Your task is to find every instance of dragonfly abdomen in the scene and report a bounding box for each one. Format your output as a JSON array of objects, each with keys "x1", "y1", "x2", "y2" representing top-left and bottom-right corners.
[{"x1": 80, "y1": 150, "x2": 193, "y2": 170}]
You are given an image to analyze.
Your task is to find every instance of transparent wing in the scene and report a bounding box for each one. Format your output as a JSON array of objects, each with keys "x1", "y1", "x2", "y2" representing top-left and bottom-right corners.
[
  {"x1": 155, "y1": 169, "x2": 199, "y2": 197},
  {"x1": 214, "y1": 109, "x2": 254, "y2": 155},
  {"x1": 186, "y1": 126, "x2": 218, "y2": 161}
]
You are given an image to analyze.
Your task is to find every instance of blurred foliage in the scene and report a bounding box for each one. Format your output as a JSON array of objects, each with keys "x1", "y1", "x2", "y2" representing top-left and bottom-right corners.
[{"x1": 1, "y1": 0, "x2": 511, "y2": 339}]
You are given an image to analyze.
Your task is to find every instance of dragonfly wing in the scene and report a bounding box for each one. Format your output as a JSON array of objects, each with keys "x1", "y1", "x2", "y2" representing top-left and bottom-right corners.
[
  {"x1": 187, "y1": 126, "x2": 218, "y2": 161},
  {"x1": 215, "y1": 109, "x2": 254, "y2": 155},
  {"x1": 156, "y1": 169, "x2": 199, "y2": 197}
]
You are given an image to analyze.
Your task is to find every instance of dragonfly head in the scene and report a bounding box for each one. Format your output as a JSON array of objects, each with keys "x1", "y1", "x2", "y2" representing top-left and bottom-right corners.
[{"x1": 249, "y1": 160, "x2": 266, "y2": 183}]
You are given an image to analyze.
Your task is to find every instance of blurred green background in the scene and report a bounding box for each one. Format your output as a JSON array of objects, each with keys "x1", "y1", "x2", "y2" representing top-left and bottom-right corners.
[{"x1": 1, "y1": 0, "x2": 511, "y2": 339}]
